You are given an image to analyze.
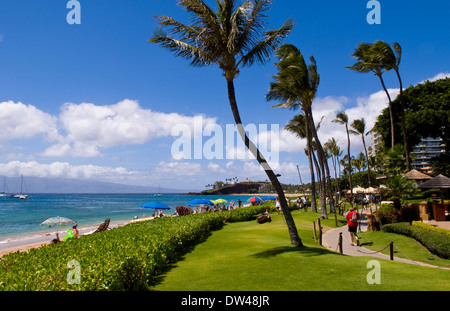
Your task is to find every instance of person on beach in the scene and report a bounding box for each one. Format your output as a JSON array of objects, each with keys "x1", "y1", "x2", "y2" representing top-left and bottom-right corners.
[
  {"x1": 346, "y1": 208, "x2": 360, "y2": 246},
  {"x1": 50, "y1": 232, "x2": 61, "y2": 244},
  {"x1": 72, "y1": 224, "x2": 79, "y2": 239},
  {"x1": 275, "y1": 198, "x2": 281, "y2": 214}
]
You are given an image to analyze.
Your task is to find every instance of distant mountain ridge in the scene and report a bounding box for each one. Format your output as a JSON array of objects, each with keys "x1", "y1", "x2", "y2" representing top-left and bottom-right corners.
[{"x1": 1, "y1": 176, "x2": 192, "y2": 194}]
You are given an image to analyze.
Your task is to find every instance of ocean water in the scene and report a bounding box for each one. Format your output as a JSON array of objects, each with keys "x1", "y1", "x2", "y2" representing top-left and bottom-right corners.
[{"x1": 0, "y1": 193, "x2": 255, "y2": 241}]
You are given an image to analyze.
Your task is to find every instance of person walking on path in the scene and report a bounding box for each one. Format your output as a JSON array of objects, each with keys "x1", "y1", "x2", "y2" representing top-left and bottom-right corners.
[{"x1": 346, "y1": 208, "x2": 360, "y2": 246}]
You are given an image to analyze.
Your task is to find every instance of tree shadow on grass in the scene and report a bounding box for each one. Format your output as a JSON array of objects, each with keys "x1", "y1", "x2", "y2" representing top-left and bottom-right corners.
[{"x1": 251, "y1": 245, "x2": 335, "y2": 259}]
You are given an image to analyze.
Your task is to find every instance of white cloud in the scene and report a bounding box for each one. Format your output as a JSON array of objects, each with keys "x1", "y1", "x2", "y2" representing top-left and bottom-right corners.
[
  {"x1": 419, "y1": 72, "x2": 450, "y2": 84},
  {"x1": 41, "y1": 99, "x2": 217, "y2": 157},
  {"x1": 0, "y1": 101, "x2": 60, "y2": 142},
  {"x1": 0, "y1": 160, "x2": 132, "y2": 181}
]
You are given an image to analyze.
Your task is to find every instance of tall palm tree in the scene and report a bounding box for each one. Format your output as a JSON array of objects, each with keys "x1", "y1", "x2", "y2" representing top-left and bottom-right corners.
[
  {"x1": 150, "y1": 0, "x2": 302, "y2": 245},
  {"x1": 285, "y1": 114, "x2": 317, "y2": 212},
  {"x1": 346, "y1": 42, "x2": 395, "y2": 148},
  {"x1": 332, "y1": 111, "x2": 353, "y2": 204},
  {"x1": 349, "y1": 118, "x2": 372, "y2": 186},
  {"x1": 371, "y1": 41, "x2": 411, "y2": 171},
  {"x1": 267, "y1": 43, "x2": 335, "y2": 218},
  {"x1": 324, "y1": 137, "x2": 341, "y2": 203}
]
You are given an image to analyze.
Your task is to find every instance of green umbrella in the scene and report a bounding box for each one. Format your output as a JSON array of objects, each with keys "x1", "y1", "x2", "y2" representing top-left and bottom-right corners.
[{"x1": 212, "y1": 198, "x2": 228, "y2": 204}]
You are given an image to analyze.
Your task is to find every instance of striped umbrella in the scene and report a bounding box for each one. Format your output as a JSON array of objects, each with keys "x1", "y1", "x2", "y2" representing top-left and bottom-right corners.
[
  {"x1": 41, "y1": 216, "x2": 74, "y2": 228},
  {"x1": 248, "y1": 196, "x2": 263, "y2": 203}
]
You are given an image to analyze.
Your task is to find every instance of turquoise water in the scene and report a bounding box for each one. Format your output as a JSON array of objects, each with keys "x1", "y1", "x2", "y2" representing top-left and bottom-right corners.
[{"x1": 0, "y1": 193, "x2": 254, "y2": 241}]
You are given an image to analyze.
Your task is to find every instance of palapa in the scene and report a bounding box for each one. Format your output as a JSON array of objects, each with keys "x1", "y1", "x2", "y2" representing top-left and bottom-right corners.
[
  {"x1": 418, "y1": 174, "x2": 450, "y2": 189},
  {"x1": 403, "y1": 169, "x2": 432, "y2": 181},
  {"x1": 418, "y1": 174, "x2": 450, "y2": 203}
]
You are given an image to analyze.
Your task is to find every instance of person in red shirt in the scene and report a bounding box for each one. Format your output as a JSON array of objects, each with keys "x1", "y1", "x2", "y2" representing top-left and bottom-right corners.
[{"x1": 346, "y1": 208, "x2": 360, "y2": 246}]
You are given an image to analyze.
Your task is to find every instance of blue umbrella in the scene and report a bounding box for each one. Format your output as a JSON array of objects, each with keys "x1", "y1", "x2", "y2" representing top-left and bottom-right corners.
[
  {"x1": 263, "y1": 196, "x2": 277, "y2": 201},
  {"x1": 187, "y1": 199, "x2": 214, "y2": 205},
  {"x1": 140, "y1": 201, "x2": 171, "y2": 210}
]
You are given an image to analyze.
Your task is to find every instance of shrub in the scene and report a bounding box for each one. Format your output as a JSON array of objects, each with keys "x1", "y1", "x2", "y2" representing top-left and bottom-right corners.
[
  {"x1": 0, "y1": 204, "x2": 292, "y2": 291},
  {"x1": 412, "y1": 221, "x2": 450, "y2": 236},
  {"x1": 373, "y1": 203, "x2": 420, "y2": 226},
  {"x1": 382, "y1": 223, "x2": 450, "y2": 259}
]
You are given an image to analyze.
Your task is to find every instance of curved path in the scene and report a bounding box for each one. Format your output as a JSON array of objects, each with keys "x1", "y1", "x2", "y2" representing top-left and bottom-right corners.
[{"x1": 322, "y1": 209, "x2": 449, "y2": 269}]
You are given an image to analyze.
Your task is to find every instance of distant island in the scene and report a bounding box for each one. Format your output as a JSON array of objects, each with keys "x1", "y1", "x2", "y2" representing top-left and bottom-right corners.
[
  {"x1": 200, "y1": 180, "x2": 273, "y2": 195},
  {"x1": 1, "y1": 176, "x2": 193, "y2": 194}
]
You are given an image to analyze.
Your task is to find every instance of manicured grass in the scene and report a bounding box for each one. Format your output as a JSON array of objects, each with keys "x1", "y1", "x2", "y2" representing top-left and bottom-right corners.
[
  {"x1": 152, "y1": 212, "x2": 450, "y2": 291},
  {"x1": 359, "y1": 230, "x2": 450, "y2": 267}
]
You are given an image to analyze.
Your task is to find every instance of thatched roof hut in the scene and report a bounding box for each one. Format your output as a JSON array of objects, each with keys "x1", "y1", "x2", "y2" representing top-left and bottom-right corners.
[
  {"x1": 418, "y1": 174, "x2": 450, "y2": 203},
  {"x1": 403, "y1": 169, "x2": 432, "y2": 182}
]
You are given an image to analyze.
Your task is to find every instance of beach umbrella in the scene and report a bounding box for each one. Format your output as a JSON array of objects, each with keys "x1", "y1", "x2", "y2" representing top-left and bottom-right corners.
[
  {"x1": 364, "y1": 187, "x2": 379, "y2": 194},
  {"x1": 212, "y1": 198, "x2": 228, "y2": 204},
  {"x1": 352, "y1": 186, "x2": 366, "y2": 193},
  {"x1": 187, "y1": 199, "x2": 214, "y2": 205},
  {"x1": 41, "y1": 216, "x2": 74, "y2": 228},
  {"x1": 247, "y1": 196, "x2": 263, "y2": 203},
  {"x1": 263, "y1": 196, "x2": 277, "y2": 201},
  {"x1": 140, "y1": 201, "x2": 171, "y2": 209}
]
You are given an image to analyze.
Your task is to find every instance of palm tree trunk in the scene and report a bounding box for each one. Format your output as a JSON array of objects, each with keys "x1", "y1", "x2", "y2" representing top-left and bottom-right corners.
[
  {"x1": 226, "y1": 78, "x2": 302, "y2": 246},
  {"x1": 395, "y1": 69, "x2": 411, "y2": 171},
  {"x1": 312, "y1": 148, "x2": 326, "y2": 217},
  {"x1": 361, "y1": 135, "x2": 372, "y2": 186},
  {"x1": 306, "y1": 109, "x2": 335, "y2": 217},
  {"x1": 377, "y1": 74, "x2": 395, "y2": 148},
  {"x1": 345, "y1": 124, "x2": 353, "y2": 206},
  {"x1": 305, "y1": 120, "x2": 317, "y2": 212}
]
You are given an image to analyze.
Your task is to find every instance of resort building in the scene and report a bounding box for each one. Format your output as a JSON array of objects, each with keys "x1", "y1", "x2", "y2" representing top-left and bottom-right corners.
[
  {"x1": 410, "y1": 137, "x2": 445, "y2": 170},
  {"x1": 368, "y1": 130, "x2": 383, "y2": 158}
]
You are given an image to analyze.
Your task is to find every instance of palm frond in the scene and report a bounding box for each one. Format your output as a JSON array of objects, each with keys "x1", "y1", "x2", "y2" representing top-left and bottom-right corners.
[{"x1": 239, "y1": 17, "x2": 294, "y2": 67}]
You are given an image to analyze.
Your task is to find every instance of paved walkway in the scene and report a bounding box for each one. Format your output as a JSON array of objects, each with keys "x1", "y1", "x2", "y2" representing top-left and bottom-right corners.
[{"x1": 321, "y1": 209, "x2": 449, "y2": 269}]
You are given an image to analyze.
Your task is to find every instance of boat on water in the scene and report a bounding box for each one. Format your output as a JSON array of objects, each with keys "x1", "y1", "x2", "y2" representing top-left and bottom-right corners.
[
  {"x1": 154, "y1": 184, "x2": 163, "y2": 196},
  {"x1": 2, "y1": 175, "x2": 29, "y2": 199}
]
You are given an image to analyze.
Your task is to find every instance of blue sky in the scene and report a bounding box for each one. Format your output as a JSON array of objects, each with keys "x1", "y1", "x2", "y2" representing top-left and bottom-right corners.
[{"x1": 0, "y1": 0, "x2": 448, "y2": 191}]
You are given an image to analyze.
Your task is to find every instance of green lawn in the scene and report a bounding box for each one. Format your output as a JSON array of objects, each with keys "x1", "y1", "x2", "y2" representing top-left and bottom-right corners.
[{"x1": 151, "y1": 211, "x2": 450, "y2": 291}]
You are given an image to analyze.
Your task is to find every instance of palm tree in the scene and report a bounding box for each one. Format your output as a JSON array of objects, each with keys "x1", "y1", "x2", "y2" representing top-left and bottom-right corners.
[
  {"x1": 346, "y1": 42, "x2": 395, "y2": 148},
  {"x1": 267, "y1": 43, "x2": 335, "y2": 218},
  {"x1": 353, "y1": 152, "x2": 367, "y2": 173},
  {"x1": 349, "y1": 118, "x2": 372, "y2": 186},
  {"x1": 285, "y1": 114, "x2": 317, "y2": 212},
  {"x1": 150, "y1": 0, "x2": 301, "y2": 245},
  {"x1": 324, "y1": 137, "x2": 341, "y2": 203},
  {"x1": 332, "y1": 111, "x2": 353, "y2": 204},
  {"x1": 371, "y1": 41, "x2": 411, "y2": 171}
]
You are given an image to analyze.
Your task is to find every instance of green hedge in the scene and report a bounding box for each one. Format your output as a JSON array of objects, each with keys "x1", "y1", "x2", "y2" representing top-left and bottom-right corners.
[
  {"x1": 382, "y1": 222, "x2": 450, "y2": 259},
  {"x1": 412, "y1": 221, "x2": 450, "y2": 236},
  {"x1": 0, "y1": 204, "x2": 282, "y2": 291}
]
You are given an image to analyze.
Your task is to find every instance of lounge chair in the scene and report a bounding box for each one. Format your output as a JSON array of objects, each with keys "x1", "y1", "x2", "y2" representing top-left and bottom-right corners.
[{"x1": 93, "y1": 218, "x2": 110, "y2": 233}]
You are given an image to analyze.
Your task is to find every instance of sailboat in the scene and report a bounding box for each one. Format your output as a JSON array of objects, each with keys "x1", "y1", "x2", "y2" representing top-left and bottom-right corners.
[
  {"x1": 13, "y1": 175, "x2": 28, "y2": 199},
  {"x1": 154, "y1": 184, "x2": 162, "y2": 196}
]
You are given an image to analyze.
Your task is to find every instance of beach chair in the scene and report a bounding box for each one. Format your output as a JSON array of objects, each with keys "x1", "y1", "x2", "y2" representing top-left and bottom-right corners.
[{"x1": 93, "y1": 218, "x2": 110, "y2": 233}]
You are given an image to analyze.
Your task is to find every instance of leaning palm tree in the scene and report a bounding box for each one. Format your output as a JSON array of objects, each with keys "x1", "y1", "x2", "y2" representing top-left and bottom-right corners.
[
  {"x1": 346, "y1": 42, "x2": 395, "y2": 148},
  {"x1": 332, "y1": 111, "x2": 353, "y2": 204},
  {"x1": 371, "y1": 41, "x2": 411, "y2": 170},
  {"x1": 150, "y1": 0, "x2": 301, "y2": 245},
  {"x1": 349, "y1": 118, "x2": 372, "y2": 186},
  {"x1": 267, "y1": 43, "x2": 335, "y2": 218}
]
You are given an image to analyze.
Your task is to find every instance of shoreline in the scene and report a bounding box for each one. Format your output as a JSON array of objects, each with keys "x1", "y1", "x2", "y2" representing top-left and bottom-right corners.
[
  {"x1": 0, "y1": 193, "x2": 301, "y2": 258},
  {"x1": 0, "y1": 218, "x2": 131, "y2": 258}
]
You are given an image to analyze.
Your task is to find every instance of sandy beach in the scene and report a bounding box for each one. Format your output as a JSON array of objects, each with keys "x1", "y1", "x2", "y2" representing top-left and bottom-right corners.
[
  {"x1": 0, "y1": 194, "x2": 298, "y2": 258},
  {"x1": 0, "y1": 219, "x2": 131, "y2": 258}
]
